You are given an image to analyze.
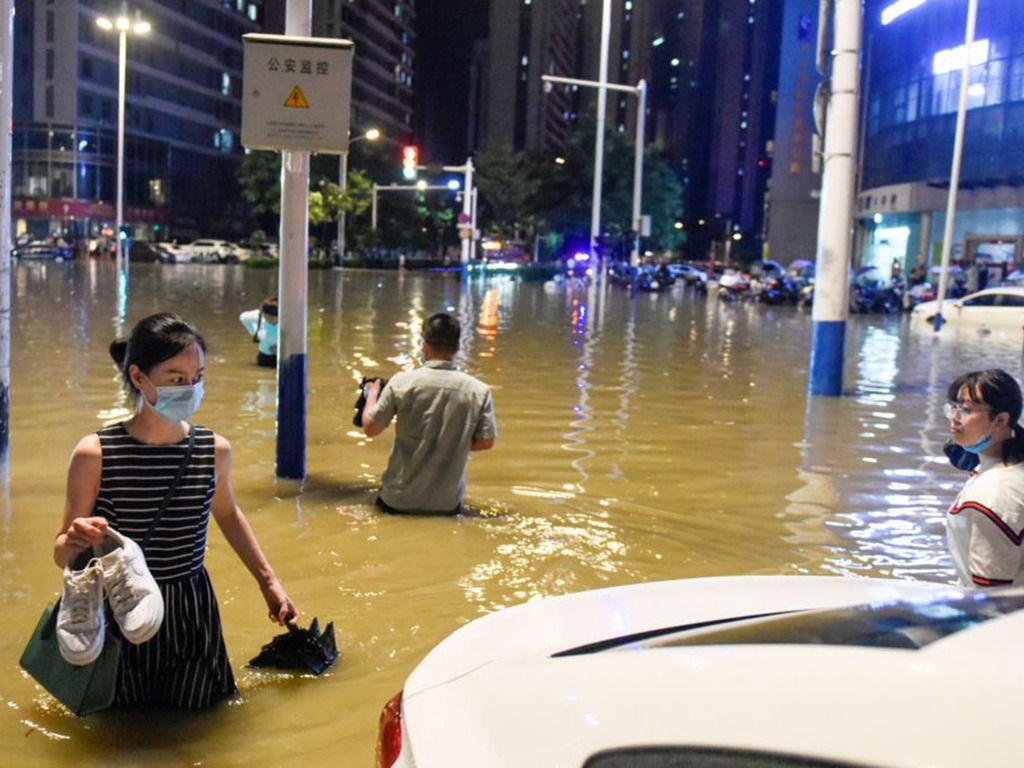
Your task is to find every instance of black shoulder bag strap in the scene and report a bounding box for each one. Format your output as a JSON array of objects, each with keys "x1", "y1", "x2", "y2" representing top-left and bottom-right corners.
[{"x1": 141, "y1": 426, "x2": 196, "y2": 549}]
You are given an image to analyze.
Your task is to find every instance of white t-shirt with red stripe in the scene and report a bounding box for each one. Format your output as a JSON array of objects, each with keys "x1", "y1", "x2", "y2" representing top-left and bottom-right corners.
[{"x1": 947, "y1": 455, "x2": 1024, "y2": 587}]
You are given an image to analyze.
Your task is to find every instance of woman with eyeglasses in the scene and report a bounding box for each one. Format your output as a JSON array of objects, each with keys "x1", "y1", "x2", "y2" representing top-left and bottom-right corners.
[{"x1": 945, "y1": 368, "x2": 1024, "y2": 587}]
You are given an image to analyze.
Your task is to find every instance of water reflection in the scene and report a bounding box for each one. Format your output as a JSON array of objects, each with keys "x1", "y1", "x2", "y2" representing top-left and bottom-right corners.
[{"x1": 4, "y1": 264, "x2": 1024, "y2": 764}]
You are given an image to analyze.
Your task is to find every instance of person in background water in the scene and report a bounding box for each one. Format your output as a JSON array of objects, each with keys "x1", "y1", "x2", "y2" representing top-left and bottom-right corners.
[
  {"x1": 361, "y1": 312, "x2": 497, "y2": 514},
  {"x1": 944, "y1": 368, "x2": 1024, "y2": 587},
  {"x1": 239, "y1": 297, "x2": 278, "y2": 367},
  {"x1": 53, "y1": 312, "x2": 298, "y2": 709}
]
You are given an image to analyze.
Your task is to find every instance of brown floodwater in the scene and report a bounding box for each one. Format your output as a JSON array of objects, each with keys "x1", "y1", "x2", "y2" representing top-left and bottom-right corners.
[{"x1": 2, "y1": 261, "x2": 1021, "y2": 766}]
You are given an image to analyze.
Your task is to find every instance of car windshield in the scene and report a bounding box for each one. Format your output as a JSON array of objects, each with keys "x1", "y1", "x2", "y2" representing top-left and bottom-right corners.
[{"x1": 554, "y1": 588, "x2": 1024, "y2": 655}]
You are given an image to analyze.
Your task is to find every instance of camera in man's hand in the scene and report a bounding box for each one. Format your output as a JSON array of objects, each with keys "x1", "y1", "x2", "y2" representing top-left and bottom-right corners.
[{"x1": 352, "y1": 377, "x2": 387, "y2": 427}]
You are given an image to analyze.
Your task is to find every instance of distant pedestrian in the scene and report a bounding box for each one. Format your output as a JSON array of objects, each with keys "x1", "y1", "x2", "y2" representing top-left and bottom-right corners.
[
  {"x1": 965, "y1": 262, "x2": 979, "y2": 294},
  {"x1": 239, "y1": 296, "x2": 278, "y2": 367},
  {"x1": 361, "y1": 312, "x2": 497, "y2": 514},
  {"x1": 943, "y1": 368, "x2": 1024, "y2": 587}
]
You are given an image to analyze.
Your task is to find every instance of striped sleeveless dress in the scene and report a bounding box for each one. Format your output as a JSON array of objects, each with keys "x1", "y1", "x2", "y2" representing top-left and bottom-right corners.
[{"x1": 94, "y1": 423, "x2": 236, "y2": 709}]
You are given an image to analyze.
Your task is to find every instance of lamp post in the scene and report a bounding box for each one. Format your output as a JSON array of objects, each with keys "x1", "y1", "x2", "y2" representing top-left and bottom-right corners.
[
  {"x1": 97, "y1": 7, "x2": 150, "y2": 286},
  {"x1": 933, "y1": 0, "x2": 979, "y2": 331},
  {"x1": 337, "y1": 127, "x2": 380, "y2": 262},
  {"x1": 542, "y1": 74, "x2": 647, "y2": 269}
]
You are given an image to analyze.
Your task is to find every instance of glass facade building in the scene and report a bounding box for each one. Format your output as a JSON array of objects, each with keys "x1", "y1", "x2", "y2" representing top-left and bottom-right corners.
[
  {"x1": 858, "y1": 0, "x2": 1024, "y2": 278},
  {"x1": 11, "y1": 0, "x2": 263, "y2": 245}
]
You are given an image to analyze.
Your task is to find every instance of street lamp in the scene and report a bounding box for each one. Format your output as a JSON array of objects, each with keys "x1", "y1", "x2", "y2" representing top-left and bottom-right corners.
[
  {"x1": 542, "y1": 74, "x2": 647, "y2": 269},
  {"x1": 933, "y1": 0, "x2": 979, "y2": 331},
  {"x1": 97, "y1": 7, "x2": 150, "y2": 286},
  {"x1": 337, "y1": 127, "x2": 380, "y2": 262}
]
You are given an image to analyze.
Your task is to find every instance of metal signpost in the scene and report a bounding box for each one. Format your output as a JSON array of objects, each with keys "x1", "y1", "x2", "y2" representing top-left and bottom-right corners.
[{"x1": 242, "y1": 31, "x2": 353, "y2": 480}]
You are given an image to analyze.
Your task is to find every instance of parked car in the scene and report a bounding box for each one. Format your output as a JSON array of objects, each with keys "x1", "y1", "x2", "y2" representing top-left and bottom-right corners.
[
  {"x1": 665, "y1": 262, "x2": 706, "y2": 284},
  {"x1": 13, "y1": 240, "x2": 74, "y2": 261},
  {"x1": 1000, "y1": 269, "x2": 1024, "y2": 287},
  {"x1": 154, "y1": 242, "x2": 191, "y2": 263},
  {"x1": 376, "y1": 575, "x2": 1024, "y2": 768},
  {"x1": 182, "y1": 238, "x2": 239, "y2": 263},
  {"x1": 910, "y1": 286, "x2": 1024, "y2": 332},
  {"x1": 129, "y1": 241, "x2": 167, "y2": 262},
  {"x1": 128, "y1": 240, "x2": 195, "y2": 263},
  {"x1": 239, "y1": 240, "x2": 278, "y2": 260}
]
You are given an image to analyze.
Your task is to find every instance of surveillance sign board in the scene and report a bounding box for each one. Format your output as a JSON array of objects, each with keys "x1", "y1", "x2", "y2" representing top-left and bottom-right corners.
[{"x1": 242, "y1": 34, "x2": 353, "y2": 153}]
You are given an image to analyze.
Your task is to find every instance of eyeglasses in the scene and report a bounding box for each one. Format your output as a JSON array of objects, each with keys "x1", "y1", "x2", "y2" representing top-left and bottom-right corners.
[{"x1": 943, "y1": 402, "x2": 991, "y2": 421}]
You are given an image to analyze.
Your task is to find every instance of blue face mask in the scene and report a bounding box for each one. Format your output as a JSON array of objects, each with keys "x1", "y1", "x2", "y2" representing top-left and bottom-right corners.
[
  {"x1": 962, "y1": 430, "x2": 993, "y2": 455},
  {"x1": 146, "y1": 381, "x2": 204, "y2": 423}
]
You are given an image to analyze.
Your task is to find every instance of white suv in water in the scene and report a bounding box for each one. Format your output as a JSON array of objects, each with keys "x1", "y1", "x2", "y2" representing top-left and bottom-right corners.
[{"x1": 183, "y1": 239, "x2": 239, "y2": 263}]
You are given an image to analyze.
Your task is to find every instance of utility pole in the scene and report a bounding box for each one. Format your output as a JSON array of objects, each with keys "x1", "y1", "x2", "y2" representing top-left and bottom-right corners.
[
  {"x1": 591, "y1": 0, "x2": 611, "y2": 270},
  {"x1": 0, "y1": 0, "x2": 12, "y2": 468},
  {"x1": 933, "y1": 0, "x2": 979, "y2": 331},
  {"x1": 808, "y1": 0, "x2": 861, "y2": 397}
]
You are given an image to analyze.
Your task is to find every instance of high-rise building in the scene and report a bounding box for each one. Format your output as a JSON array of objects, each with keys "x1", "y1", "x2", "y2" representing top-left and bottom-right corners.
[
  {"x1": 765, "y1": 0, "x2": 822, "y2": 265},
  {"x1": 11, "y1": 0, "x2": 264, "y2": 243},
  {"x1": 267, "y1": 0, "x2": 417, "y2": 145},
  {"x1": 653, "y1": 0, "x2": 782, "y2": 262},
  {"x1": 474, "y1": 0, "x2": 783, "y2": 261},
  {"x1": 856, "y1": 0, "x2": 1024, "y2": 278},
  {"x1": 479, "y1": 0, "x2": 583, "y2": 155},
  {"x1": 12, "y1": 0, "x2": 418, "y2": 245}
]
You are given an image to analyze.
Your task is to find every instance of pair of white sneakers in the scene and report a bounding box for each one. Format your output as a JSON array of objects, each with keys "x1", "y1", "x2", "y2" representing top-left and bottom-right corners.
[{"x1": 56, "y1": 528, "x2": 165, "y2": 666}]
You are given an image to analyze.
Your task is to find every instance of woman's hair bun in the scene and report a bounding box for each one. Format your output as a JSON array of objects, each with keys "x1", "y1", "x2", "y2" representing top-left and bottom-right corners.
[{"x1": 109, "y1": 338, "x2": 129, "y2": 368}]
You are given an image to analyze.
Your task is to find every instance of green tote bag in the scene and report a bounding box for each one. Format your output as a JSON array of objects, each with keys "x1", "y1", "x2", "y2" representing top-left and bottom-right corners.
[{"x1": 20, "y1": 598, "x2": 121, "y2": 716}]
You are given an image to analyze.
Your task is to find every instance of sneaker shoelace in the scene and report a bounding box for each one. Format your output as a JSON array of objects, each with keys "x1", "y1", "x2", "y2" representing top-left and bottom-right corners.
[
  {"x1": 66, "y1": 561, "x2": 102, "y2": 625},
  {"x1": 104, "y1": 557, "x2": 140, "y2": 613}
]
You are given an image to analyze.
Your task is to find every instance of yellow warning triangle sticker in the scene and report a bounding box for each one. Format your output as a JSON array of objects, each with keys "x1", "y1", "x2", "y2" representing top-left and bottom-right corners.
[{"x1": 283, "y1": 86, "x2": 310, "y2": 109}]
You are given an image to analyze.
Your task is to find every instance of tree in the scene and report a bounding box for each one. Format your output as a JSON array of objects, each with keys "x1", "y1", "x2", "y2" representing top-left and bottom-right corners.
[
  {"x1": 639, "y1": 150, "x2": 685, "y2": 255},
  {"x1": 238, "y1": 145, "x2": 391, "y2": 252},
  {"x1": 317, "y1": 169, "x2": 377, "y2": 253},
  {"x1": 474, "y1": 141, "x2": 539, "y2": 243},
  {"x1": 531, "y1": 112, "x2": 684, "y2": 260},
  {"x1": 237, "y1": 151, "x2": 281, "y2": 233}
]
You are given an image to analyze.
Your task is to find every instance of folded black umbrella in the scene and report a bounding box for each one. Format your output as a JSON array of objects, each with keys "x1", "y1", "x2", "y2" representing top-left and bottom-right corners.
[{"x1": 248, "y1": 618, "x2": 339, "y2": 676}]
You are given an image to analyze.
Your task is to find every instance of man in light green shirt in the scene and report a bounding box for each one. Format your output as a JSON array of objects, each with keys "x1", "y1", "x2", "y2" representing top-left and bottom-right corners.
[{"x1": 362, "y1": 313, "x2": 497, "y2": 514}]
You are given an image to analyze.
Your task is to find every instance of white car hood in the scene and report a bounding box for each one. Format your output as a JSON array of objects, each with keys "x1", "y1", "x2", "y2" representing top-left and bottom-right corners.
[
  {"x1": 402, "y1": 575, "x2": 954, "y2": 696},
  {"x1": 399, "y1": 576, "x2": 1023, "y2": 767}
]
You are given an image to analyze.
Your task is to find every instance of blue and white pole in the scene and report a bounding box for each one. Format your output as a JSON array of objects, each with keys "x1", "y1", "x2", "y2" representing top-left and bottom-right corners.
[
  {"x1": 0, "y1": 0, "x2": 12, "y2": 467},
  {"x1": 809, "y1": 0, "x2": 862, "y2": 397},
  {"x1": 276, "y1": 0, "x2": 312, "y2": 479}
]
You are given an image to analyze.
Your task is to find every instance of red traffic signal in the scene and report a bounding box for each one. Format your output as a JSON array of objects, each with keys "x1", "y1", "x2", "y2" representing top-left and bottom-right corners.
[{"x1": 402, "y1": 145, "x2": 418, "y2": 180}]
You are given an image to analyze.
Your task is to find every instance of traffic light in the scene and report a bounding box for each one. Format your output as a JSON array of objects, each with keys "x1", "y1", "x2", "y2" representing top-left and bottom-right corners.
[{"x1": 402, "y1": 145, "x2": 418, "y2": 180}]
